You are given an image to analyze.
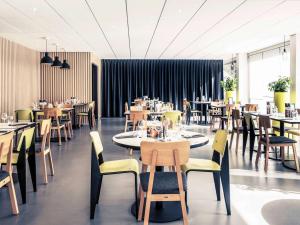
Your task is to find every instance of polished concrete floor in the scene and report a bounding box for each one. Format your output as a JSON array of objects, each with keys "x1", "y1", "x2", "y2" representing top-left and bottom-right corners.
[{"x1": 1, "y1": 118, "x2": 300, "y2": 225}]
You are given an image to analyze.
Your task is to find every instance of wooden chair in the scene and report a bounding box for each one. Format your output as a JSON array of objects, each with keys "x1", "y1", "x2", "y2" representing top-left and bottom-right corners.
[
  {"x1": 0, "y1": 132, "x2": 19, "y2": 215},
  {"x1": 0, "y1": 127, "x2": 35, "y2": 204},
  {"x1": 229, "y1": 109, "x2": 243, "y2": 153},
  {"x1": 77, "y1": 101, "x2": 96, "y2": 129},
  {"x1": 138, "y1": 140, "x2": 189, "y2": 225},
  {"x1": 62, "y1": 104, "x2": 74, "y2": 137},
  {"x1": 245, "y1": 104, "x2": 258, "y2": 112},
  {"x1": 209, "y1": 103, "x2": 222, "y2": 129},
  {"x1": 130, "y1": 110, "x2": 149, "y2": 130},
  {"x1": 255, "y1": 115, "x2": 299, "y2": 172},
  {"x1": 37, "y1": 119, "x2": 54, "y2": 183},
  {"x1": 44, "y1": 108, "x2": 68, "y2": 146},
  {"x1": 182, "y1": 130, "x2": 231, "y2": 215},
  {"x1": 89, "y1": 131, "x2": 139, "y2": 219},
  {"x1": 124, "y1": 102, "x2": 133, "y2": 132}
]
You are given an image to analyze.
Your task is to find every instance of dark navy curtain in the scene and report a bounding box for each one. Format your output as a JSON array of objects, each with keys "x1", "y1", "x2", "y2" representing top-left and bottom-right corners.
[{"x1": 101, "y1": 59, "x2": 223, "y2": 117}]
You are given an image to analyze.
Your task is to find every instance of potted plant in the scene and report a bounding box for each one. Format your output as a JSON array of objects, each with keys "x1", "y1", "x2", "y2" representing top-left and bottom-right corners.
[
  {"x1": 220, "y1": 76, "x2": 237, "y2": 104},
  {"x1": 268, "y1": 76, "x2": 291, "y2": 113}
]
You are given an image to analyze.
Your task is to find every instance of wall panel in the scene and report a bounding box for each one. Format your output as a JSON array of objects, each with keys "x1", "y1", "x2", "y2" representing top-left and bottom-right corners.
[{"x1": 0, "y1": 37, "x2": 40, "y2": 115}]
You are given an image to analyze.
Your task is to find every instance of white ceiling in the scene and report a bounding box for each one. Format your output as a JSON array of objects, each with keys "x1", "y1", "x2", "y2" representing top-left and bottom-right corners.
[{"x1": 0, "y1": 0, "x2": 300, "y2": 60}]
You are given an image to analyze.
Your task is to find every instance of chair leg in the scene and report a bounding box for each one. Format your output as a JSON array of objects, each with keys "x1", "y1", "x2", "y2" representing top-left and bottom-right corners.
[
  {"x1": 235, "y1": 132, "x2": 240, "y2": 154},
  {"x1": 7, "y1": 177, "x2": 19, "y2": 215},
  {"x1": 143, "y1": 192, "x2": 151, "y2": 225},
  {"x1": 138, "y1": 185, "x2": 145, "y2": 221},
  {"x1": 125, "y1": 120, "x2": 128, "y2": 132},
  {"x1": 134, "y1": 174, "x2": 138, "y2": 220},
  {"x1": 41, "y1": 154, "x2": 48, "y2": 184},
  {"x1": 48, "y1": 151, "x2": 54, "y2": 176},
  {"x1": 213, "y1": 172, "x2": 221, "y2": 201},
  {"x1": 292, "y1": 144, "x2": 300, "y2": 172},
  {"x1": 179, "y1": 191, "x2": 189, "y2": 225},
  {"x1": 229, "y1": 132, "x2": 234, "y2": 150},
  {"x1": 90, "y1": 178, "x2": 99, "y2": 219},
  {"x1": 16, "y1": 161, "x2": 27, "y2": 204},
  {"x1": 255, "y1": 142, "x2": 262, "y2": 166},
  {"x1": 264, "y1": 145, "x2": 270, "y2": 172},
  {"x1": 249, "y1": 135, "x2": 255, "y2": 161},
  {"x1": 63, "y1": 127, "x2": 68, "y2": 142},
  {"x1": 57, "y1": 128, "x2": 62, "y2": 146},
  {"x1": 27, "y1": 154, "x2": 37, "y2": 192}
]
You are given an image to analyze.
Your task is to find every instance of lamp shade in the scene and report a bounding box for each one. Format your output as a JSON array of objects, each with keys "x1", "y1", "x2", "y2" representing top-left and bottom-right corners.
[
  {"x1": 61, "y1": 59, "x2": 70, "y2": 69},
  {"x1": 40, "y1": 52, "x2": 53, "y2": 64},
  {"x1": 51, "y1": 56, "x2": 62, "y2": 67}
]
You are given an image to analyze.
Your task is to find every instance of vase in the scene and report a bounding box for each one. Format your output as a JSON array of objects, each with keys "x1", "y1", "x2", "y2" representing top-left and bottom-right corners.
[
  {"x1": 274, "y1": 92, "x2": 287, "y2": 113},
  {"x1": 225, "y1": 91, "x2": 235, "y2": 104}
]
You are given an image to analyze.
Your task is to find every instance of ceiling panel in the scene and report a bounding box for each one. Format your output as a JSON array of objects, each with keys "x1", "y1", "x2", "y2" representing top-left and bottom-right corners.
[{"x1": 0, "y1": 0, "x2": 300, "y2": 60}]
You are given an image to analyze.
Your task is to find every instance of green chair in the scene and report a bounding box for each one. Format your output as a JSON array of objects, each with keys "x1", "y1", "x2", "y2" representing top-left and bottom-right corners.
[
  {"x1": 182, "y1": 129, "x2": 231, "y2": 215},
  {"x1": 89, "y1": 131, "x2": 139, "y2": 219},
  {"x1": 163, "y1": 111, "x2": 182, "y2": 127},
  {"x1": 15, "y1": 109, "x2": 33, "y2": 122},
  {"x1": 1, "y1": 127, "x2": 36, "y2": 204}
]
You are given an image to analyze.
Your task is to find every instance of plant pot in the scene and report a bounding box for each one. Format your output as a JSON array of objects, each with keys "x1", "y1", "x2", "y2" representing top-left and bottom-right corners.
[
  {"x1": 274, "y1": 92, "x2": 287, "y2": 113},
  {"x1": 225, "y1": 91, "x2": 235, "y2": 104}
]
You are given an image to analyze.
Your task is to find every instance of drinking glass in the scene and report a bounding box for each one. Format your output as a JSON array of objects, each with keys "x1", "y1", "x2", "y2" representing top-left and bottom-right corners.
[
  {"x1": 137, "y1": 120, "x2": 146, "y2": 138},
  {"x1": 1, "y1": 113, "x2": 8, "y2": 123},
  {"x1": 8, "y1": 115, "x2": 14, "y2": 124}
]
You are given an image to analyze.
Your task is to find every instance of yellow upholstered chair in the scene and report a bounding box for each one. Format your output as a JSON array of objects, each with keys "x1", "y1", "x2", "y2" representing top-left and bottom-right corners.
[
  {"x1": 89, "y1": 131, "x2": 139, "y2": 219},
  {"x1": 0, "y1": 132, "x2": 19, "y2": 215},
  {"x1": 1, "y1": 127, "x2": 35, "y2": 204},
  {"x1": 182, "y1": 130, "x2": 231, "y2": 215},
  {"x1": 163, "y1": 111, "x2": 182, "y2": 127},
  {"x1": 15, "y1": 109, "x2": 33, "y2": 122}
]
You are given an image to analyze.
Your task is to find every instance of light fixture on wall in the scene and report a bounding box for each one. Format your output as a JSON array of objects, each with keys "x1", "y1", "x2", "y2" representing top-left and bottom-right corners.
[
  {"x1": 51, "y1": 44, "x2": 62, "y2": 67},
  {"x1": 40, "y1": 37, "x2": 53, "y2": 64},
  {"x1": 60, "y1": 48, "x2": 70, "y2": 69}
]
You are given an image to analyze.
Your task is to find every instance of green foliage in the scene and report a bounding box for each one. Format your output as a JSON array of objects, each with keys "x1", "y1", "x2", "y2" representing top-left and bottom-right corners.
[
  {"x1": 268, "y1": 76, "x2": 291, "y2": 92},
  {"x1": 220, "y1": 76, "x2": 237, "y2": 91}
]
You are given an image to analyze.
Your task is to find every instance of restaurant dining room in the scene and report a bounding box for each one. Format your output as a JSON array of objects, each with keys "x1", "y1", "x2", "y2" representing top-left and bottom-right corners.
[{"x1": 1, "y1": 1, "x2": 300, "y2": 225}]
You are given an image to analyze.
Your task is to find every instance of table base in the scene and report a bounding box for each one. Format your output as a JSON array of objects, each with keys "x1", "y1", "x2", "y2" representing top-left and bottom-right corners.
[{"x1": 131, "y1": 199, "x2": 188, "y2": 223}]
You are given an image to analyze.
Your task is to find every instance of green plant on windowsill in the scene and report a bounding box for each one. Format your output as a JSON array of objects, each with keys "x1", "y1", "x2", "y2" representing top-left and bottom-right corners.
[
  {"x1": 268, "y1": 76, "x2": 291, "y2": 92},
  {"x1": 220, "y1": 77, "x2": 237, "y2": 92}
]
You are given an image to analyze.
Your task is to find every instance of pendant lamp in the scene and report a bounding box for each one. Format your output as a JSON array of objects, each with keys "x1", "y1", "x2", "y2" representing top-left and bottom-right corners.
[
  {"x1": 60, "y1": 48, "x2": 71, "y2": 69},
  {"x1": 51, "y1": 44, "x2": 62, "y2": 67},
  {"x1": 40, "y1": 38, "x2": 53, "y2": 64}
]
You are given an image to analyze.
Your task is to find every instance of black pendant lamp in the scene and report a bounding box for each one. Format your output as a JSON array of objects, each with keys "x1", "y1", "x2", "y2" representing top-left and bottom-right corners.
[
  {"x1": 40, "y1": 38, "x2": 53, "y2": 64},
  {"x1": 51, "y1": 44, "x2": 62, "y2": 67},
  {"x1": 60, "y1": 49, "x2": 70, "y2": 69}
]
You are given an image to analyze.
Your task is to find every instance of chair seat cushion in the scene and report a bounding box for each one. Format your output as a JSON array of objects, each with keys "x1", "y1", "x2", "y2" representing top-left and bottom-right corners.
[
  {"x1": 100, "y1": 159, "x2": 139, "y2": 174},
  {"x1": 261, "y1": 136, "x2": 297, "y2": 144},
  {"x1": 182, "y1": 158, "x2": 220, "y2": 172},
  {"x1": 140, "y1": 172, "x2": 187, "y2": 194},
  {"x1": 0, "y1": 171, "x2": 9, "y2": 181}
]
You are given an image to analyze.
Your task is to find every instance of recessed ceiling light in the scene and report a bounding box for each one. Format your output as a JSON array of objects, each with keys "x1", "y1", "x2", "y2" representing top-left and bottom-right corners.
[
  {"x1": 178, "y1": 9, "x2": 182, "y2": 14},
  {"x1": 33, "y1": 7, "x2": 37, "y2": 12}
]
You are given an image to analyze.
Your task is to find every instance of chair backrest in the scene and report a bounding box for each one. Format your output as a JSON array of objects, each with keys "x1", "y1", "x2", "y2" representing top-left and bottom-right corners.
[
  {"x1": 125, "y1": 102, "x2": 129, "y2": 112},
  {"x1": 16, "y1": 127, "x2": 35, "y2": 152},
  {"x1": 245, "y1": 104, "x2": 258, "y2": 112},
  {"x1": 0, "y1": 132, "x2": 14, "y2": 171},
  {"x1": 140, "y1": 140, "x2": 189, "y2": 167},
  {"x1": 130, "y1": 110, "x2": 149, "y2": 124},
  {"x1": 41, "y1": 119, "x2": 52, "y2": 136},
  {"x1": 43, "y1": 108, "x2": 62, "y2": 119},
  {"x1": 212, "y1": 130, "x2": 228, "y2": 156},
  {"x1": 258, "y1": 115, "x2": 271, "y2": 141},
  {"x1": 163, "y1": 111, "x2": 182, "y2": 126},
  {"x1": 90, "y1": 131, "x2": 104, "y2": 157},
  {"x1": 231, "y1": 109, "x2": 241, "y2": 129},
  {"x1": 63, "y1": 103, "x2": 73, "y2": 108},
  {"x1": 15, "y1": 109, "x2": 33, "y2": 122}
]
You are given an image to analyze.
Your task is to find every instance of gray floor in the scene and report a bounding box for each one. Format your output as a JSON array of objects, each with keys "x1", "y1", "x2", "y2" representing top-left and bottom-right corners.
[{"x1": 1, "y1": 118, "x2": 300, "y2": 225}]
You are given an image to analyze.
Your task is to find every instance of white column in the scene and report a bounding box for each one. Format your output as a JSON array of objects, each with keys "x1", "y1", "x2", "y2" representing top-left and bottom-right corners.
[
  {"x1": 290, "y1": 34, "x2": 300, "y2": 107},
  {"x1": 237, "y1": 53, "x2": 249, "y2": 104}
]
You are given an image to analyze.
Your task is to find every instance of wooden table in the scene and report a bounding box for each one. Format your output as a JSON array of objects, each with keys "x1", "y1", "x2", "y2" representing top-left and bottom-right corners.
[
  {"x1": 112, "y1": 130, "x2": 209, "y2": 223},
  {"x1": 0, "y1": 122, "x2": 37, "y2": 202}
]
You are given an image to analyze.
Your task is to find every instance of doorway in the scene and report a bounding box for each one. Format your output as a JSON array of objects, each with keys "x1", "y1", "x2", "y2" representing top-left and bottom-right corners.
[{"x1": 92, "y1": 63, "x2": 98, "y2": 119}]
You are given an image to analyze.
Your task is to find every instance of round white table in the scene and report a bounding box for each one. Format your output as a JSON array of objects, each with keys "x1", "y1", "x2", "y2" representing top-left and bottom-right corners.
[
  {"x1": 112, "y1": 130, "x2": 209, "y2": 223},
  {"x1": 112, "y1": 130, "x2": 209, "y2": 150}
]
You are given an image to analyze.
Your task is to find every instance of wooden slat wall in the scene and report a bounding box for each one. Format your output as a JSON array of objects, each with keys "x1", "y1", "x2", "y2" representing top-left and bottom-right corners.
[
  {"x1": 40, "y1": 52, "x2": 92, "y2": 104},
  {"x1": 0, "y1": 37, "x2": 40, "y2": 115}
]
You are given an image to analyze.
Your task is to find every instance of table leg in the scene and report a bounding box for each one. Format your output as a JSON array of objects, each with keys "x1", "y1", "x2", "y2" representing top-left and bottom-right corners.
[
  {"x1": 28, "y1": 127, "x2": 37, "y2": 192},
  {"x1": 242, "y1": 118, "x2": 248, "y2": 156}
]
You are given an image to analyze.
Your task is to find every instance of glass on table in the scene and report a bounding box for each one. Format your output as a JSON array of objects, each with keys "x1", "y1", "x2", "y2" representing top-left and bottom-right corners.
[
  {"x1": 1, "y1": 112, "x2": 8, "y2": 123},
  {"x1": 8, "y1": 115, "x2": 14, "y2": 124}
]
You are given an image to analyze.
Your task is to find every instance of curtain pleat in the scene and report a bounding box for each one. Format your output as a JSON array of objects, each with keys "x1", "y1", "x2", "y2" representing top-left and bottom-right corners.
[{"x1": 101, "y1": 59, "x2": 223, "y2": 117}]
